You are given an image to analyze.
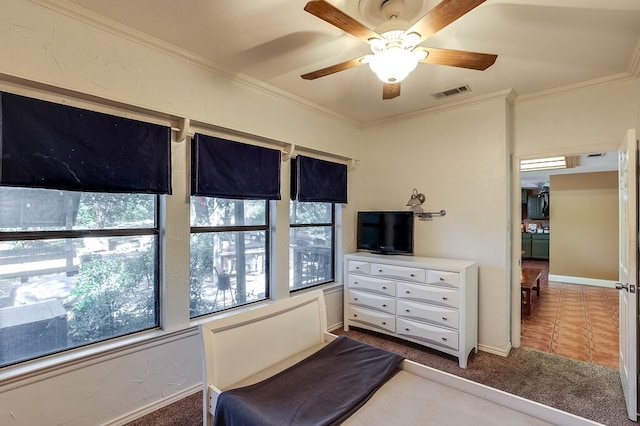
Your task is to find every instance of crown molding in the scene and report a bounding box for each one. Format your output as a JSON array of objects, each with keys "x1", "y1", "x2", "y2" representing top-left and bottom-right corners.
[
  {"x1": 514, "y1": 71, "x2": 636, "y2": 105},
  {"x1": 29, "y1": 0, "x2": 362, "y2": 129},
  {"x1": 363, "y1": 89, "x2": 517, "y2": 128}
]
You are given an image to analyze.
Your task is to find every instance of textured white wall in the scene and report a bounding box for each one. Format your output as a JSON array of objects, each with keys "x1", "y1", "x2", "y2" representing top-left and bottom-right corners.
[
  {"x1": 0, "y1": 330, "x2": 201, "y2": 425},
  {"x1": 0, "y1": 0, "x2": 362, "y2": 153},
  {"x1": 514, "y1": 78, "x2": 639, "y2": 153},
  {"x1": 360, "y1": 95, "x2": 512, "y2": 353}
]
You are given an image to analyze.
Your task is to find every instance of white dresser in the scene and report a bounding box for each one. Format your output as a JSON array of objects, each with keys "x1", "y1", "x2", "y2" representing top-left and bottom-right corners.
[{"x1": 344, "y1": 252, "x2": 478, "y2": 368}]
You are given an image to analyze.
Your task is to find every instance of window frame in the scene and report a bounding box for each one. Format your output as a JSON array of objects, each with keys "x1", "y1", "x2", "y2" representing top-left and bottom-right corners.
[
  {"x1": 289, "y1": 201, "x2": 336, "y2": 292},
  {"x1": 189, "y1": 197, "x2": 271, "y2": 318},
  {"x1": 0, "y1": 191, "x2": 162, "y2": 367}
]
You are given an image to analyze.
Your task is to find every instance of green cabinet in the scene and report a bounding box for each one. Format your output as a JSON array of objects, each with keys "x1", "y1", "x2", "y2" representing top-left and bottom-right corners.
[
  {"x1": 527, "y1": 197, "x2": 548, "y2": 220},
  {"x1": 522, "y1": 233, "x2": 549, "y2": 260},
  {"x1": 531, "y1": 234, "x2": 549, "y2": 259},
  {"x1": 521, "y1": 233, "x2": 532, "y2": 258}
]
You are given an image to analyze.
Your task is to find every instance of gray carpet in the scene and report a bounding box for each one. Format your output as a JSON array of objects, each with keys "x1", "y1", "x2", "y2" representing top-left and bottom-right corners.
[{"x1": 128, "y1": 327, "x2": 634, "y2": 425}]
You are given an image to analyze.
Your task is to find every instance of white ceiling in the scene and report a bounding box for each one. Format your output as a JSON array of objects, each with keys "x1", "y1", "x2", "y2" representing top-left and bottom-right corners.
[{"x1": 44, "y1": 0, "x2": 640, "y2": 125}]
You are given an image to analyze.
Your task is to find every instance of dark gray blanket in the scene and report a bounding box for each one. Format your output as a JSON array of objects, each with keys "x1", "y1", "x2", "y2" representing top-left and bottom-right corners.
[{"x1": 213, "y1": 335, "x2": 404, "y2": 426}]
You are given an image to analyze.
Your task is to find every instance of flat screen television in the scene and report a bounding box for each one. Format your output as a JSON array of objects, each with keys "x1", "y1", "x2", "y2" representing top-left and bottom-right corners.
[{"x1": 356, "y1": 211, "x2": 414, "y2": 255}]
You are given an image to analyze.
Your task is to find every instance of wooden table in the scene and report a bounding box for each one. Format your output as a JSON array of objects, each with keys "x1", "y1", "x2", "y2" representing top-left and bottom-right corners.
[{"x1": 521, "y1": 268, "x2": 542, "y2": 316}]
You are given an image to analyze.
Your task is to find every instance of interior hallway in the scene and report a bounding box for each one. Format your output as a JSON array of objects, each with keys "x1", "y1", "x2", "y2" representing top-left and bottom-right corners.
[{"x1": 520, "y1": 260, "x2": 619, "y2": 369}]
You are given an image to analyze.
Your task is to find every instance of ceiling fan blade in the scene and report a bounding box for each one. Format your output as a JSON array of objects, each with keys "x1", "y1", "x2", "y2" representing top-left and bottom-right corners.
[
  {"x1": 383, "y1": 83, "x2": 401, "y2": 100},
  {"x1": 408, "y1": 0, "x2": 486, "y2": 42},
  {"x1": 304, "y1": 0, "x2": 380, "y2": 43},
  {"x1": 418, "y1": 47, "x2": 497, "y2": 70},
  {"x1": 301, "y1": 56, "x2": 366, "y2": 80}
]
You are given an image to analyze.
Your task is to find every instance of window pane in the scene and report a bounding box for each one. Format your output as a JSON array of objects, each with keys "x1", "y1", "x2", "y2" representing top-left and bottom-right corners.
[
  {"x1": 290, "y1": 201, "x2": 332, "y2": 224},
  {"x1": 190, "y1": 231, "x2": 267, "y2": 317},
  {"x1": 290, "y1": 226, "x2": 333, "y2": 289},
  {"x1": 0, "y1": 187, "x2": 155, "y2": 231},
  {"x1": 190, "y1": 197, "x2": 266, "y2": 227},
  {"x1": 0, "y1": 236, "x2": 158, "y2": 367}
]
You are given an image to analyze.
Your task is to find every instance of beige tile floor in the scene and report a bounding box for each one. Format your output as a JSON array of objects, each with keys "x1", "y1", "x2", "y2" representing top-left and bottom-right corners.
[{"x1": 520, "y1": 260, "x2": 619, "y2": 369}]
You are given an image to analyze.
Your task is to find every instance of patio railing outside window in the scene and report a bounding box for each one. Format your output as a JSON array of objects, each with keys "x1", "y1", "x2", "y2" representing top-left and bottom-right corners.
[
  {"x1": 289, "y1": 201, "x2": 335, "y2": 290},
  {"x1": 189, "y1": 197, "x2": 269, "y2": 317}
]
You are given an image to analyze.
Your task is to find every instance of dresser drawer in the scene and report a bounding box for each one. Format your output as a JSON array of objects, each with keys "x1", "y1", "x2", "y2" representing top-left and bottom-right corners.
[
  {"x1": 397, "y1": 299, "x2": 459, "y2": 329},
  {"x1": 348, "y1": 260, "x2": 370, "y2": 275},
  {"x1": 347, "y1": 274, "x2": 396, "y2": 297},
  {"x1": 397, "y1": 317, "x2": 458, "y2": 351},
  {"x1": 348, "y1": 305, "x2": 395, "y2": 333},
  {"x1": 427, "y1": 270, "x2": 460, "y2": 288},
  {"x1": 371, "y1": 263, "x2": 426, "y2": 283},
  {"x1": 397, "y1": 281, "x2": 459, "y2": 309},
  {"x1": 349, "y1": 289, "x2": 395, "y2": 315}
]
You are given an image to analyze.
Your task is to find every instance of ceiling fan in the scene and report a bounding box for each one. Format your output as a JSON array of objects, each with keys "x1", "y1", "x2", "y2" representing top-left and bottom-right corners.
[{"x1": 301, "y1": 0, "x2": 498, "y2": 100}]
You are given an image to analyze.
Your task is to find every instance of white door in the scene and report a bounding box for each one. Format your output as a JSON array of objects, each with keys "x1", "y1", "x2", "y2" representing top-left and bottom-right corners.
[{"x1": 618, "y1": 128, "x2": 637, "y2": 421}]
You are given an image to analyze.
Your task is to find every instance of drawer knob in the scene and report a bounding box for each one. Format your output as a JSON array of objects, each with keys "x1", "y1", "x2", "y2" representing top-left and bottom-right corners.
[
  {"x1": 354, "y1": 281, "x2": 359, "y2": 285},
  {"x1": 382, "y1": 321, "x2": 387, "y2": 325},
  {"x1": 405, "y1": 309, "x2": 411, "y2": 313},
  {"x1": 405, "y1": 328, "x2": 410, "y2": 331},
  {"x1": 382, "y1": 286, "x2": 387, "y2": 290},
  {"x1": 378, "y1": 269, "x2": 383, "y2": 272},
  {"x1": 410, "y1": 273, "x2": 415, "y2": 277},
  {"x1": 441, "y1": 337, "x2": 447, "y2": 341},
  {"x1": 353, "y1": 314, "x2": 358, "y2": 318},
  {"x1": 405, "y1": 290, "x2": 411, "y2": 294},
  {"x1": 355, "y1": 266, "x2": 360, "y2": 269},
  {"x1": 442, "y1": 297, "x2": 448, "y2": 301},
  {"x1": 354, "y1": 297, "x2": 358, "y2": 301},
  {"x1": 440, "y1": 277, "x2": 445, "y2": 281},
  {"x1": 442, "y1": 317, "x2": 447, "y2": 321},
  {"x1": 382, "y1": 304, "x2": 387, "y2": 307}
]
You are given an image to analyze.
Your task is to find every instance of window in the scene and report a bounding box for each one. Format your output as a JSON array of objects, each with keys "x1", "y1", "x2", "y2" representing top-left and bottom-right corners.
[
  {"x1": 289, "y1": 201, "x2": 334, "y2": 290},
  {"x1": 0, "y1": 187, "x2": 159, "y2": 367},
  {"x1": 189, "y1": 197, "x2": 269, "y2": 317}
]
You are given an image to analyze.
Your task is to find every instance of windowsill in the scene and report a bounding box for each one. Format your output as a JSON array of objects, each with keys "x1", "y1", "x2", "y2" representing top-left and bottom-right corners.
[
  {"x1": 190, "y1": 281, "x2": 343, "y2": 326},
  {"x1": 1, "y1": 282, "x2": 346, "y2": 389},
  {"x1": 290, "y1": 281, "x2": 342, "y2": 294}
]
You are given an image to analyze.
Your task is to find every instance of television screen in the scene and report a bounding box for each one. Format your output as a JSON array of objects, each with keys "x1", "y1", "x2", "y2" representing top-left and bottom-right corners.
[{"x1": 356, "y1": 211, "x2": 414, "y2": 255}]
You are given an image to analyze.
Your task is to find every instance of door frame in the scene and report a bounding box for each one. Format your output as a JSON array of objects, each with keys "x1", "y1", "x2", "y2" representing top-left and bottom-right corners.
[{"x1": 510, "y1": 142, "x2": 620, "y2": 346}]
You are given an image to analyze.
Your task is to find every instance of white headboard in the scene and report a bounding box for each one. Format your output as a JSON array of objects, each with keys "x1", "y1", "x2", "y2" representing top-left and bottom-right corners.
[{"x1": 200, "y1": 290, "x2": 328, "y2": 392}]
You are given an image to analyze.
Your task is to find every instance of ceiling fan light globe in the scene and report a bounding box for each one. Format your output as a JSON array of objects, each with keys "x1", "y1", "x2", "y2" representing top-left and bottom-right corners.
[{"x1": 368, "y1": 48, "x2": 419, "y2": 83}]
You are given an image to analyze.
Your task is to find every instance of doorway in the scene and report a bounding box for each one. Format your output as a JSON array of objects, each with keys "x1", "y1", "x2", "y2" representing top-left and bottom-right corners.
[{"x1": 514, "y1": 149, "x2": 620, "y2": 369}]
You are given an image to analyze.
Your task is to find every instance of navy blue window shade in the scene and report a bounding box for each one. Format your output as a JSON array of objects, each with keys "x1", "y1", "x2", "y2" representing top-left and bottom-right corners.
[
  {"x1": 191, "y1": 133, "x2": 281, "y2": 200},
  {"x1": 0, "y1": 92, "x2": 171, "y2": 194},
  {"x1": 291, "y1": 155, "x2": 347, "y2": 203}
]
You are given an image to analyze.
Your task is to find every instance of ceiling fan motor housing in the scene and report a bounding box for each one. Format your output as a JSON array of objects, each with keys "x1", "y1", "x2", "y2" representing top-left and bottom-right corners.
[{"x1": 381, "y1": 0, "x2": 405, "y2": 20}]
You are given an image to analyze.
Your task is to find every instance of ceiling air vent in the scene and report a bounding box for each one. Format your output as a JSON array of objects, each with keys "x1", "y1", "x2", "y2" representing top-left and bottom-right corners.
[{"x1": 432, "y1": 85, "x2": 471, "y2": 99}]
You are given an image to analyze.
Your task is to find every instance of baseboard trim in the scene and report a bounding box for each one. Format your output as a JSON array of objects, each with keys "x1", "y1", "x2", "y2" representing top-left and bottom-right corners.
[
  {"x1": 335, "y1": 322, "x2": 510, "y2": 358},
  {"x1": 548, "y1": 274, "x2": 617, "y2": 288},
  {"x1": 106, "y1": 383, "x2": 202, "y2": 426},
  {"x1": 478, "y1": 342, "x2": 511, "y2": 357},
  {"x1": 328, "y1": 321, "x2": 344, "y2": 332}
]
